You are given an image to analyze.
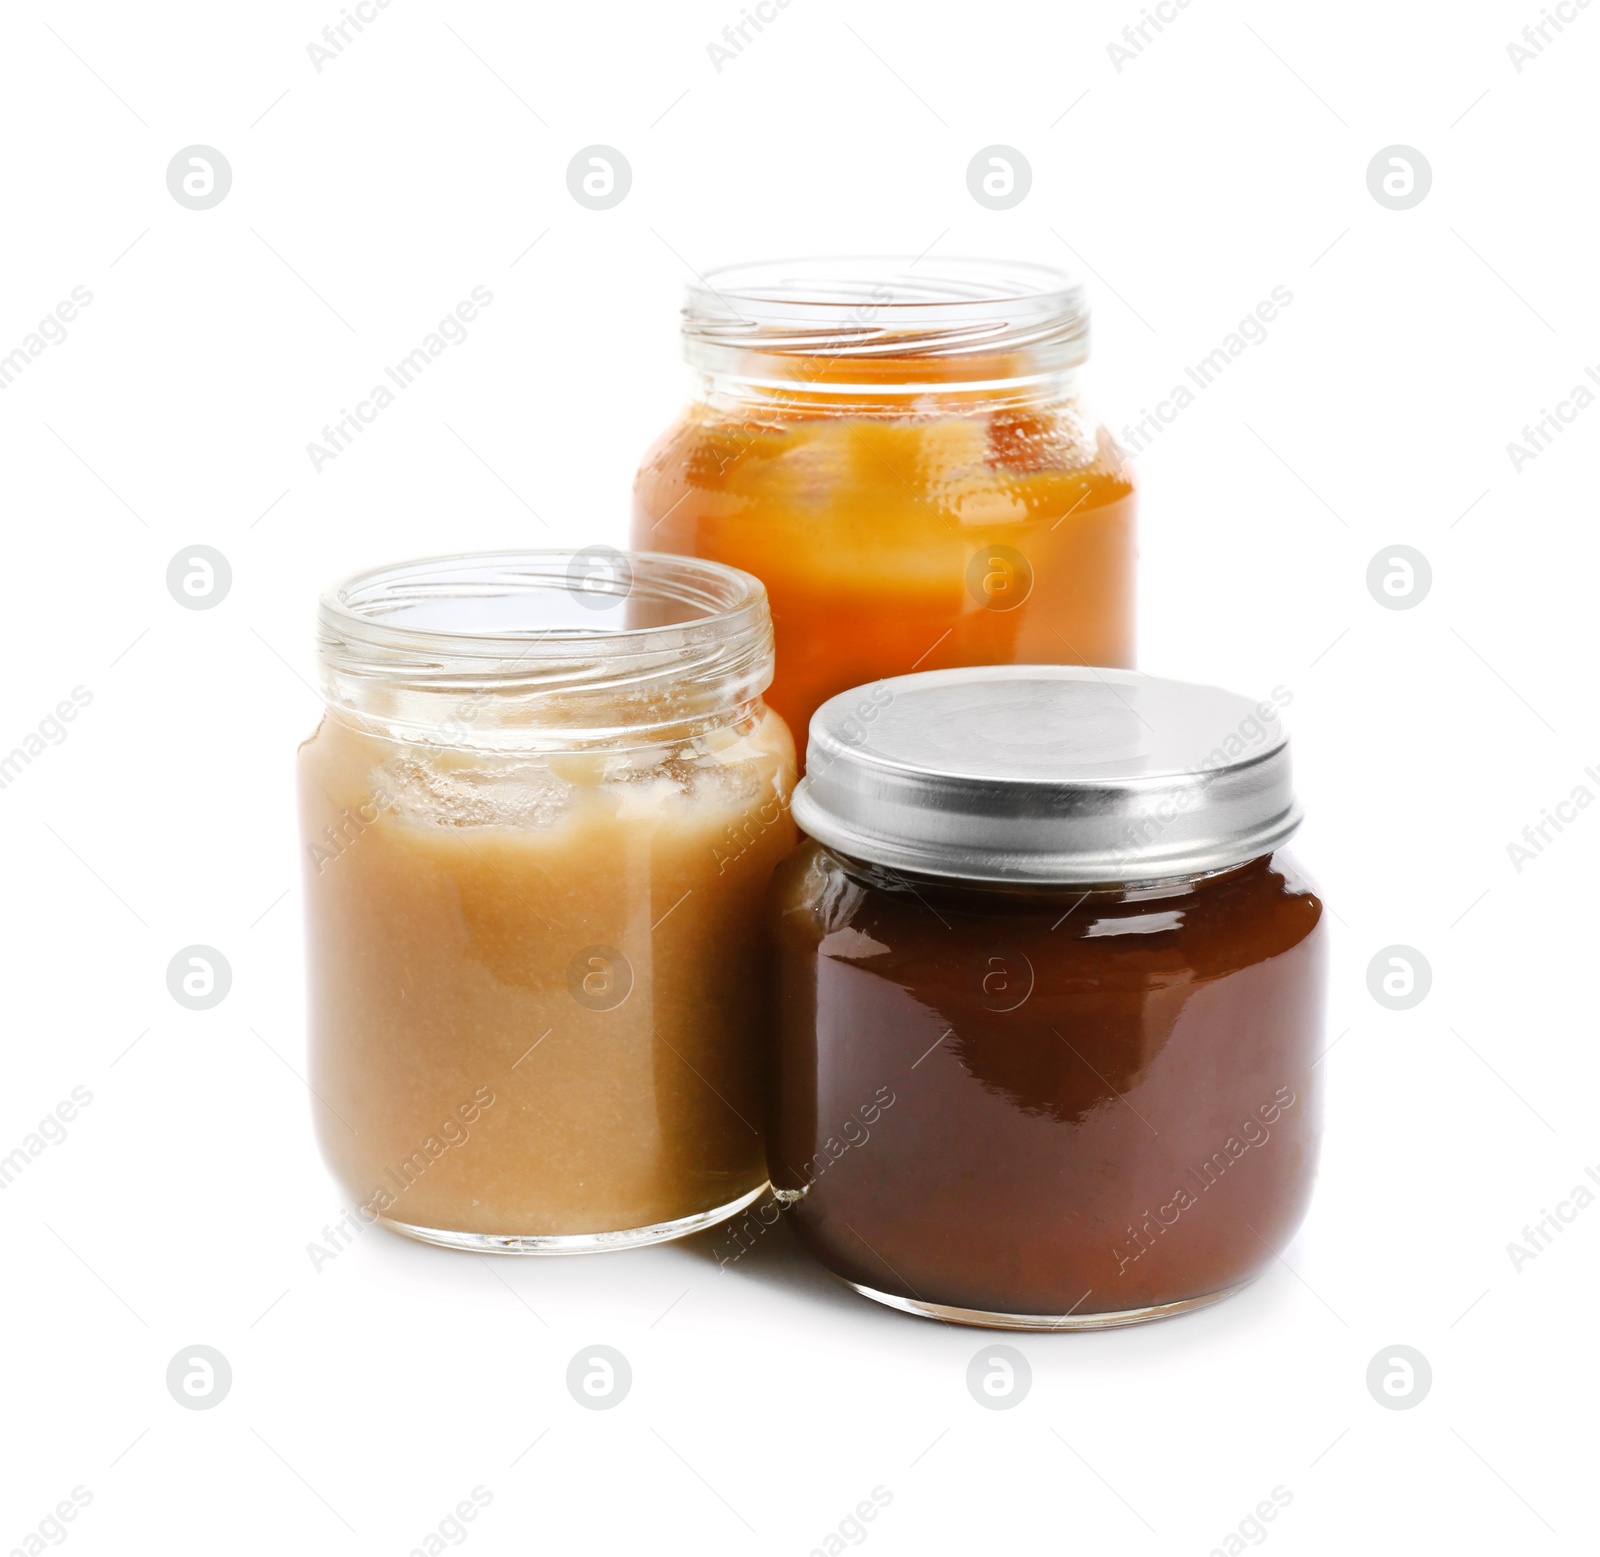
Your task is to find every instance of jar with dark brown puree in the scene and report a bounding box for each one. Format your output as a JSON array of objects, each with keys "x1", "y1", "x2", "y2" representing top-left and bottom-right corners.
[{"x1": 767, "y1": 841, "x2": 1326, "y2": 1324}]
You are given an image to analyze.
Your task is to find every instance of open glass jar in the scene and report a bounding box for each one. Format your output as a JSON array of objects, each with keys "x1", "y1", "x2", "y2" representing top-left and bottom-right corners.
[
  {"x1": 768, "y1": 666, "x2": 1325, "y2": 1327},
  {"x1": 298, "y1": 550, "x2": 796, "y2": 1253},
  {"x1": 633, "y1": 258, "x2": 1137, "y2": 752}
]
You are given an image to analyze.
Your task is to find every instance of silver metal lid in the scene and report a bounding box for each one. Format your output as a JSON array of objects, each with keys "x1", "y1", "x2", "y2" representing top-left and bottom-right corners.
[{"x1": 792, "y1": 666, "x2": 1302, "y2": 885}]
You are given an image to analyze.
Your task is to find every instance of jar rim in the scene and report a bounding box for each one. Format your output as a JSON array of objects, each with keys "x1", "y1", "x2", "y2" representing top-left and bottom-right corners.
[
  {"x1": 319, "y1": 549, "x2": 768, "y2": 663},
  {"x1": 682, "y1": 255, "x2": 1089, "y2": 369},
  {"x1": 314, "y1": 550, "x2": 776, "y2": 746}
]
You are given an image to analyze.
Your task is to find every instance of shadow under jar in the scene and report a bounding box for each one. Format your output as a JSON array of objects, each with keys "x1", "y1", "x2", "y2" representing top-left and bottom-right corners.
[
  {"x1": 299, "y1": 550, "x2": 796, "y2": 1253},
  {"x1": 767, "y1": 666, "x2": 1326, "y2": 1327},
  {"x1": 633, "y1": 258, "x2": 1137, "y2": 753}
]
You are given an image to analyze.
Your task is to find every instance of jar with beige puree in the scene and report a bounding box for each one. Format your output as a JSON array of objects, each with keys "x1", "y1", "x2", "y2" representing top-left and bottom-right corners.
[{"x1": 298, "y1": 550, "x2": 796, "y2": 1252}]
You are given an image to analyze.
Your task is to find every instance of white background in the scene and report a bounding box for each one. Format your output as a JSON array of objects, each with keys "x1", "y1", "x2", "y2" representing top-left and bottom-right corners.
[{"x1": 1, "y1": 1, "x2": 1595, "y2": 1552}]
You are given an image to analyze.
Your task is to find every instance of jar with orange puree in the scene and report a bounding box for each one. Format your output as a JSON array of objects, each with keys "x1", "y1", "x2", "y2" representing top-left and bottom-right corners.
[{"x1": 633, "y1": 259, "x2": 1137, "y2": 748}]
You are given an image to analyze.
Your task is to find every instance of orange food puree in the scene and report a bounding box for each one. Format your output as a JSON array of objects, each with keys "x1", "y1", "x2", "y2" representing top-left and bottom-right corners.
[{"x1": 634, "y1": 382, "x2": 1136, "y2": 748}]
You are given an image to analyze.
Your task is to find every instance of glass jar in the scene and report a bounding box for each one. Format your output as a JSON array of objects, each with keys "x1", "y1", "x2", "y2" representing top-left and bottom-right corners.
[
  {"x1": 767, "y1": 666, "x2": 1325, "y2": 1327},
  {"x1": 632, "y1": 258, "x2": 1137, "y2": 752},
  {"x1": 298, "y1": 550, "x2": 796, "y2": 1253}
]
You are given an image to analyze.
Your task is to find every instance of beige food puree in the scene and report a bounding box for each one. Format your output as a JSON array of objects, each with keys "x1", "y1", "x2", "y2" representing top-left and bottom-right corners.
[{"x1": 300, "y1": 705, "x2": 795, "y2": 1242}]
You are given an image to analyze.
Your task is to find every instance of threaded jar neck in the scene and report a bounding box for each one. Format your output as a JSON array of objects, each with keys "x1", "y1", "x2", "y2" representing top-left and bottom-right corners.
[
  {"x1": 316, "y1": 550, "x2": 775, "y2": 752},
  {"x1": 681, "y1": 256, "x2": 1089, "y2": 406}
]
